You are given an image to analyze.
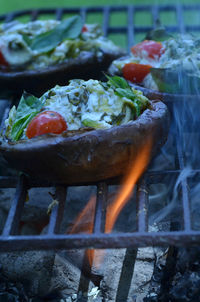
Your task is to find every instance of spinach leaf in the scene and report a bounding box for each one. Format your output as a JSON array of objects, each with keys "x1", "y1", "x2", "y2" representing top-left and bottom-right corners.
[
  {"x1": 11, "y1": 92, "x2": 45, "y2": 141},
  {"x1": 30, "y1": 15, "x2": 83, "y2": 54}
]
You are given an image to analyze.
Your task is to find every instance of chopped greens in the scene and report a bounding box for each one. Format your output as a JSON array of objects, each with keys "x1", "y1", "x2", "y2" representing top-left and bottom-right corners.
[{"x1": 0, "y1": 18, "x2": 123, "y2": 70}]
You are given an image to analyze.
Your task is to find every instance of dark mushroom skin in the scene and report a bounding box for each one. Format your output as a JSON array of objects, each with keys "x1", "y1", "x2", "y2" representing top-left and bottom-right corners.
[
  {"x1": 0, "y1": 99, "x2": 169, "y2": 185},
  {"x1": 0, "y1": 48, "x2": 125, "y2": 96}
]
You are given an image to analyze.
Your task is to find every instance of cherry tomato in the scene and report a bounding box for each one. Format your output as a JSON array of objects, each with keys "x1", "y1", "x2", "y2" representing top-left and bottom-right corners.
[
  {"x1": 122, "y1": 63, "x2": 152, "y2": 83},
  {"x1": 26, "y1": 111, "x2": 67, "y2": 139},
  {"x1": 82, "y1": 25, "x2": 88, "y2": 32},
  {"x1": 0, "y1": 50, "x2": 9, "y2": 67},
  {"x1": 131, "y1": 40, "x2": 165, "y2": 59}
]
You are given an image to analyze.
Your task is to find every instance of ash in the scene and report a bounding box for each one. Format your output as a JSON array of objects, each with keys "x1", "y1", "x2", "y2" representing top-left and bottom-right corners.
[{"x1": 145, "y1": 247, "x2": 200, "y2": 302}]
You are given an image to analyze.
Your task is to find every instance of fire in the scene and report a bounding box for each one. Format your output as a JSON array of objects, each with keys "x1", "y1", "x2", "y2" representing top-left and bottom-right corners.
[
  {"x1": 68, "y1": 195, "x2": 96, "y2": 267},
  {"x1": 68, "y1": 138, "x2": 152, "y2": 267},
  {"x1": 105, "y1": 138, "x2": 152, "y2": 233},
  {"x1": 69, "y1": 196, "x2": 96, "y2": 235}
]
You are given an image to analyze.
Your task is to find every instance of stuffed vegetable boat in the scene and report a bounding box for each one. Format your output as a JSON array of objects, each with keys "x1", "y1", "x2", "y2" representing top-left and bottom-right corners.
[
  {"x1": 0, "y1": 76, "x2": 169, "y2": 184},
  {"x1": 0, "y1": 16, "x2": 125, "y2": 95},
  {"x1": 109, "y1": 31, "x2": 200, "y2": 97}
]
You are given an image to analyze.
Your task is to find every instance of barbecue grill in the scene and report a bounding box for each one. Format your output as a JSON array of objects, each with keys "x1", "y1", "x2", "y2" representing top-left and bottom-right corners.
[{"x1": 0, "y1": 4, "x2": 200, "y2": 254}]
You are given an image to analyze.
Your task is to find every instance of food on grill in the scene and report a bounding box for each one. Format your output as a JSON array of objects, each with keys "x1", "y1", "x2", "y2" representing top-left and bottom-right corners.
[
  {"x1": 109, "y1": 33, "x2": 200, "y2": 94},
  {"x1": 0, "y1": 16, "x2": 125, "y2": 95},
  {"x1": 0, "y1": 76, "x2": 170, "y2": 184}
]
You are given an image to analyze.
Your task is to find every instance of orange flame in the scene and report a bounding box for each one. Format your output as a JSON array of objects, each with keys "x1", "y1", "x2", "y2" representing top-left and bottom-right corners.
[
  {"x1": 69, "y1": 196, "x2": 96, "y2": 235},
  {"x1": 105, "y1": 138, "x2": 152, "y2": 233},
  {"x1": 68, "y1": 138, "x2": 152, "y2": 268},
  {"x1": 68, "y1": 196, "x2": 96, "y2": 267}
]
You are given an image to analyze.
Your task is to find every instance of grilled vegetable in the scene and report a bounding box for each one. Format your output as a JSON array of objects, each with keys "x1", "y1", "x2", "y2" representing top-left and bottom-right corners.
[
  {"x1": 0, "y1": 17, "x2": 125, "y2": 95},
  {"x1": 0, "y1": 77, "x2": 169, "y2": 184},
  {"x1": 109, "y1": 30, "x2": 200, "y2": 95}
]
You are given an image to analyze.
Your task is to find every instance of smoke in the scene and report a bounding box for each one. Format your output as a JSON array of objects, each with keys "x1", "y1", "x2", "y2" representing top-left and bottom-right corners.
[{"x1": 149, "y1": 63, "x2": 200, "y2": 228}]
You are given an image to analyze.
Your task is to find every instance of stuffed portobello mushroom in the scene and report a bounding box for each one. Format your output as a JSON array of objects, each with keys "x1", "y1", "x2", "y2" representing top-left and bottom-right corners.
[
  {"x1": 0, "y1": 76, "x2": 170, "y2": 184},
  {"x1": 109, "y1": 32, "x2": 200, "y2": 96},
  {"x1": 0, "y1": 16, "x2": 125, "y2": 95}
]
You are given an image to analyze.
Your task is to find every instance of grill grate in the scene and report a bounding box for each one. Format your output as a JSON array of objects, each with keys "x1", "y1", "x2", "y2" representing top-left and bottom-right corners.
[{"x1": 0, "y1": 4, "x2": 200, "y2": 251}]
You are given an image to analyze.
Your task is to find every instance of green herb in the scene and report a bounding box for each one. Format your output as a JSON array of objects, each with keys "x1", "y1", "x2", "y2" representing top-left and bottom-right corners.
[
  {"x1": 28, "y1": 15, "x2": 83, "y2": 54},
  {"x1": 11, "y1": 92, "x2": 45, "y2": 141}
]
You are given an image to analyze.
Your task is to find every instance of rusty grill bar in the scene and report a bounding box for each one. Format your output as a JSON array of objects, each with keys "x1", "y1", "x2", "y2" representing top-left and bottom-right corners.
[{"x1": 0, "y1": 4, "x2": 200, "y2": 251}]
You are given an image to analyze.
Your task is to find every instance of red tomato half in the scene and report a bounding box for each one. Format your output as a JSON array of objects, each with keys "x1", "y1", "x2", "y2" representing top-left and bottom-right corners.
[
  {"x1": 26, "y1": 111, "x2": 67, "y2": 139},
  {"x1": 0, "y1": 50, "x2": 9, "y2": 67},
  {"x1": 122, "y1": 63, "x2": 152, "y2": 83},
  {"x1": 131, "y1": 40, "x2": 165, "y2": 59},
  {"x1": 82, "y1": 25, "x2": 88, "y2": 32}
]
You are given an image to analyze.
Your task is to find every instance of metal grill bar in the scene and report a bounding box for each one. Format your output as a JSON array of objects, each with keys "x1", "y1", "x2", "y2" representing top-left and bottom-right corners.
[
  {"x1": 1, "y1": 231, "x2": 200, "y2": 252},
  {"x1": 47, "y1": 186, "x2": 67, "y2": 235},
  {"x1": 151, "y1": 5, "x2": 159, "y2": 28},
  {"x1": 80, "y1": 7, "x2": 87, "y2": 23},
  {"x1": 127, "y1": 6, "x2": 134, "y2": 50},
  {"x1": 136, "y1": 179, "x2": 148, "y2": 233},
  {"x1": 177, "y1": 141, "x2": 192, "y2": 231},
  {"x1": 176, "y1": 4, "x2": 185, "y2": 34},
  {"x1": 2, "y1": 175, "x2": 28, "y2": 236},
  {"x1": 93, "y1": 182, "x2": 107, "y2": 234},
  {"x1": 102, "y1": 6, "x2": 110, "y2": 37}
]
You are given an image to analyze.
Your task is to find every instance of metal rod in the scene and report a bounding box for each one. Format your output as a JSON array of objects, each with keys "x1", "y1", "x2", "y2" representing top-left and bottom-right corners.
[
  {"x1": 176, "y1": 141, "x2": 192, "y2": 231},
  {"x1": 127, "y1": 6, "x2": 134, "y2": 50},
  {"x1": 47, "y1": 186, "x2": 67, "y2": 235},
  {"x1": 1, "y1": 231, "x2": 200, "y2": 251},
  {"x1": 151, "y1": 5, "x2": 159, "y2": 28},
  {"x1": 80, "y1": 7, "x2": 87, "y2": 23},
  {"x1": 136, "y1": 178, "x2": 148, "y2": 233},
  {"x1": 55, "y1": 8, "x2": 63, "y2": 21},
  {"x1": 93, "y1": 182, "x2": 107, "y2": 234},
  {"x1": 5, "y1": 13, "x2": 15, "y2": 22},
  {"x1": 176, "y1": 4, "x2": 185, "y2": 33},
  {"x1": 31, "y1": 10, "x2": 39, "y2": 21},
  {"x1": 116, "y1": 249, "x2": 137, "y2": 302},
  {"x1": 2, "y1": 174, "x2": 28, "y2": 236},
  {"x1": 102, "y1": 6, "x2": 110, "y2": 37}
]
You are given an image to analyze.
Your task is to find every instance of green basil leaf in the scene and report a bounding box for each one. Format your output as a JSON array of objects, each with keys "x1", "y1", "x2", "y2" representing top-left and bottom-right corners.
[
  {"x1": 106, "y1": 75, "x2": 130, "y2": 89},
  {"x1": 11, "y1": 92, "x2": 44, "y2": 141},
  {"x1": 30, "y1": 15, "x2": 83, "y2": 54},
  {"x1": 15, "y1": 92, "x2": 44, "y2": 120},
  {"x1": 11, "y1": 112, "x2": 37, "y2": 141}
]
